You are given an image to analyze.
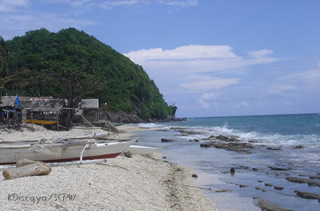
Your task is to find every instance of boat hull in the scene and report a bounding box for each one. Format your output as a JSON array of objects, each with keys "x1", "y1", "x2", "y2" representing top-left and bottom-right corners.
[{"x1": 0, "y1": 141, "x2": 133, "y2": 165}]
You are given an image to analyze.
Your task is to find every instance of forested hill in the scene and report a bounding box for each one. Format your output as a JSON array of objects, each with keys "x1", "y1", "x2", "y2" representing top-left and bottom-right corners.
[{"x1": 4, "y1": 28, "x2": 175, "y2": 120}]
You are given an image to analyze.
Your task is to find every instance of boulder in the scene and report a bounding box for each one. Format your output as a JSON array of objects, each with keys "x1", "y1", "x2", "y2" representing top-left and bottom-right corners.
[
  {"x1": 177, "y1": 130, "x2": 203, "y2": 135},
  {"x1": 237, "y1": 165, "x2": 249, "y2": 169},
  {"x1": 189, "y1": 139, "x2": 200, "y2": 142},
  {"x1": 202, "y1": 135, "x2": 216, "y2": 140},
  {"x1": 258, "y1": 199, "x2": 292, "y2": 211},
  {"x1": 268, "y1": 166, "x2": 291, "y2": 171},
  {"x1": 292, "y1": 145, "x2": 304, "y2": 150},
  {"x1": 161, "y1": 138, "x2": 175, "y2": 143},
  {"x1": 200, "y1": 141, "x2": 254, "y2": 153},
  {"x1": 230, "y1": 168, "x2": 235, "y2": 176},
  {"x1": 192, "y1": 174, "x2": 198, "y2": 178},
  {"x1": 124, "y1": 151, "x2": 132, "y2": 158},
  {"x1": 286, "y1": 177, "x2": 320, "y2": 187},
  {"x1": 255, "y1": 187, "x2": 267, "y2": 192},
  {"x1": 215, "y1": 189, "x2": 231, "y2": 193},
  {"x1": 200, "y1": 142, "x2": 214, "y2": 147},
  {"x1": 274, "y1": 186, "x2": 284, "y2": 190},
  {"x1": 309, "y1": 175, "x2": 320, "y2": 180},
  {"x1": 295, "y1": 190, "x2": 320, "y2": 200},
  {"x1": 170, "y1": 127, "x2": 185, "y2": 130},
  {"x1": 267, "y1": 147, "x2": 282, "y2": 151}
]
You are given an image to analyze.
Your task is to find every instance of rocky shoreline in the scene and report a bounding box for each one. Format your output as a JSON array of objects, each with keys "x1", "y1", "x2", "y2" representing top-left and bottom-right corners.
[{"x1": 155, "y1": 126, "x2": 320, "y2": 210}]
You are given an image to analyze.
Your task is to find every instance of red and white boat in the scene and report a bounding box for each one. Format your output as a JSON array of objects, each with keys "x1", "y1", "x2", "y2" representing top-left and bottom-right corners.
[{"x1": 0, "y1": 139, "x2": 134, "y2": 165}]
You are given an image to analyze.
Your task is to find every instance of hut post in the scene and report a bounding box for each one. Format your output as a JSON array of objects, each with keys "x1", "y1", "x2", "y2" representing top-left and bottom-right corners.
[
  {"x1": 30, "y1": 98, "x2": 33, "y2": 126},
  {"x1": 21, "y1": 109, "x2": 26, "y2": 125},
  {"x1": 6, "y1": 110, "x2": 9, "y2": 124},
  {"x1": 56, "y1": 111, "x2": 59, "y2": 131}
]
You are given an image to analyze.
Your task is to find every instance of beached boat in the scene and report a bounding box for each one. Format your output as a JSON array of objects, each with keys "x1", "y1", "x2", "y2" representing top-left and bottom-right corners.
[{"x1": 0, "y1": 139, "x2": 134, "y2": 165}]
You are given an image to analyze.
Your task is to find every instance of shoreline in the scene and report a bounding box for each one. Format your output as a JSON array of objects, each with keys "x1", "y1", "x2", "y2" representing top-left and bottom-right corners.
[
  {"x1": 129, "y1": 119, "x2": 320, "y2": 211},
  {"x1": 0, "y1": 124, "x2": 216, "y2": 210}
]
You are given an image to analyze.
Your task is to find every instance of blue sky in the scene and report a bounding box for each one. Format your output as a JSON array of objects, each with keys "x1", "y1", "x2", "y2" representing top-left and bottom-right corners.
[{"x1": 1, "y1": 0, "x2": 320, "y2": 117}]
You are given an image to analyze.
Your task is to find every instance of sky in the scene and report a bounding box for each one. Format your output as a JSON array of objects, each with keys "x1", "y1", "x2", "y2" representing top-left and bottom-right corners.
[{"x1": 1, "y1": 0, "x2": 320, "y2": 117}]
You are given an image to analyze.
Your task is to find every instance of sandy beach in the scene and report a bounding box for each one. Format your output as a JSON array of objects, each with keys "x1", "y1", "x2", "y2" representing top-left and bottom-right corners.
[{"x1": 0, "y1": 125, "x2": 217, "y2": 210}]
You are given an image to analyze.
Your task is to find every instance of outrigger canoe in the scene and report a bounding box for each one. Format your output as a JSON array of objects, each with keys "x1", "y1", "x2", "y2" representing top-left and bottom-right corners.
[{"x1": 0, "y1": 139, "x2": 134, "y2": 165}]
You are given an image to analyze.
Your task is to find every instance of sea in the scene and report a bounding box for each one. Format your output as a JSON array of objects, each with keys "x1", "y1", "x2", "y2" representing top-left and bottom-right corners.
[{"x1": 131, "y1": 113, "x2": 320, "y2": 211}]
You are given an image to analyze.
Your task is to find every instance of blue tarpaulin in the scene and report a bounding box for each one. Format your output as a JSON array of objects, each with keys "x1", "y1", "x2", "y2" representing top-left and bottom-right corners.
[{"x1": 16, "y1": 95, "x2": 21, "y2": 108}]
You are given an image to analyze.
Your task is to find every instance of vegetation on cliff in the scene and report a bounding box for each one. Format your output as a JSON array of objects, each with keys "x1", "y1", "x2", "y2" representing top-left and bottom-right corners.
[{"x1": 1, "y1": 28, "x2": 175, "y2": 120}]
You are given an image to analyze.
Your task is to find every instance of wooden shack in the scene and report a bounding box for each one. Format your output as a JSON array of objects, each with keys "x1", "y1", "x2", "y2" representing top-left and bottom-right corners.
[
  {"x1": 80, "y1": 99, "x2": 100, "y2": 123},
  {"x1": 0, "y1": 96, "x2": 21, "y2": 125},
  {"x1": 0, "y1": 96, "x2": 66, "y2": 129},
  {"x1": 24, "y1": 98, "x2": 66, "y2": 128}
]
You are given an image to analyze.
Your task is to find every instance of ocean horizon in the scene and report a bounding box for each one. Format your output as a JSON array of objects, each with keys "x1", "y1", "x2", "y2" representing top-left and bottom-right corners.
[{"x1": 181, "y1": 112, "x2": 320, "y2": 119}]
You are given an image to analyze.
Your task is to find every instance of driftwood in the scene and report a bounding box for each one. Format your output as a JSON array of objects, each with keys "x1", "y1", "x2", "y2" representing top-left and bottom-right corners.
[
  {"x1": 16, "y1": 158, "x2": 47, "y2": 168},
  {"x1": 81, "y1": 115, "x2": 94, "y2": 127},
  {"x1": 3, "y1": 160, "x2": 51, "y2": 180}
]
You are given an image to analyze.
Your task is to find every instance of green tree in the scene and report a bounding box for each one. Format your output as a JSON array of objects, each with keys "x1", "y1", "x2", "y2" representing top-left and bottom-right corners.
[
  {"x1": 5, "y1": 28, "x2": 176, "y2": 121},
  {"x1": 0, "y1": 36, "x2": 30, "y2": 100},
  {"x1": 42, "y1": 62, "x2": 106, "y2": 128},
  {"x1": 169, "y1": 105, "x2": 178, "y2": 117},
  {"x1": 0, "y1": 35, "x2": 8, "y2": 98}
]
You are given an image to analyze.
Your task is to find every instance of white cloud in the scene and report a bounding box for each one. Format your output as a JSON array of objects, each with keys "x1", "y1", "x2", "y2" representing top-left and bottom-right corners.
[
  {"x1": 199, "y1": 92, "x2": 220, "y2": 109},
  {"x1": 94, "y1": 0, "x2": 150, "y2": 9},
  {"x1": 180, "y1": 75, "x2": 239, "y2": 92},
  {"x1": 285, "y1": 69, "x2": 320, "y2": 81},
  {"x1": 236, "y1": 101, "x2": 249, "y2": 108},
  {"x1": 269, "y1": 67, "x2": 320, "y2": 93},
  {"x1": 44, "y1": 0, "x2": 91, "y2": 7},
  {"x1": 125, "y1": 45, "x2": 279, "y2": 75},
  {"x1": 40, "y1": 0, "x2": 151, "y2": 9},
  {"x1": 45, "y1": 0, "x2": 198, "y2": 8},
  {"x1": 125, "y1": 45, "x2": 236, "y2": 61},
  {"x1": 124, "y1": 45, "x2": 280, "y2": 113},
  {"x1": 268, "y1": 84, "x2": 296, "y2": 94},
  {"x1": 0, "y1": 0, "x2": 28, "y2": 11},
  {"x1": 248, "y1": 49, "x2": 273, "y2": 58},
  {"x1": 159, "y1": 0, "x2": 198, "y2": 7}
]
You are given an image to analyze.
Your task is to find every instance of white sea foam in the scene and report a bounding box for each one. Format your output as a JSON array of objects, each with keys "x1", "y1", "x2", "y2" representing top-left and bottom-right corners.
[
  {"x1": 169, "y1": 123, "x2": 320, "y2": 147},
  {"x1": 137, "y1": 123, "x2": 161, "y2": 128},
  {"x1": 137, "y1": 123, "x2": 172, "y2": 130}
]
